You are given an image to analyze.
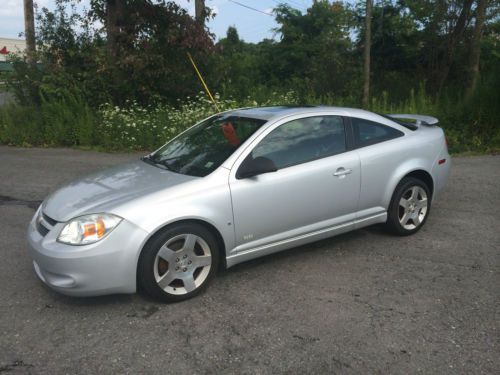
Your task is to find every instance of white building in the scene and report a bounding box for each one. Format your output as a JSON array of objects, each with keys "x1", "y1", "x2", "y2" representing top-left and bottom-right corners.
[{"x1": 0, "y1": 37, "x2": 26, "y2": 62}]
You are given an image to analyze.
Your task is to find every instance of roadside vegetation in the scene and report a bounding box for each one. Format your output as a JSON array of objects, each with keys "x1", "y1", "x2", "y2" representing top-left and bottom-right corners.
[{"x1": 0, "y1": 0, "x2": 499, "y2": 154}]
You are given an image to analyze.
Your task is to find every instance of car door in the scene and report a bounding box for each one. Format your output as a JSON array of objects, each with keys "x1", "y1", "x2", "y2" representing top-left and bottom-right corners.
[{"x1": 228, "y1": 114, "x2": 361, "y2": 254}]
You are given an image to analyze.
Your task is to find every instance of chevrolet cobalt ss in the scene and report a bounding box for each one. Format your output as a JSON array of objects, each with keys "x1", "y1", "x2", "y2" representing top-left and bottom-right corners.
[{"x1": 27, "y1": 106, "x2": 450, "y2": 302}]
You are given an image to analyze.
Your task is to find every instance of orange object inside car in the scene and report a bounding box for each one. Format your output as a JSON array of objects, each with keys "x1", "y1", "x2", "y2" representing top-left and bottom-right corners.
[{"x1": 221, "y1": 122, "x2": 240, "y2": 146}]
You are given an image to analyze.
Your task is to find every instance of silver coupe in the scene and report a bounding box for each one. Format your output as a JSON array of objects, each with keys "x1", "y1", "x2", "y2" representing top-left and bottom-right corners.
[{"x1": 27, "y1": 106, "x2": 451, "y2": 302}]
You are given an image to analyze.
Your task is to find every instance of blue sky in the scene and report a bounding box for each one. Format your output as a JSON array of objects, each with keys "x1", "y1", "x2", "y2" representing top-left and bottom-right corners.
[{"x1": 0, "y1": 0, "x2": 314, "y2": 43}]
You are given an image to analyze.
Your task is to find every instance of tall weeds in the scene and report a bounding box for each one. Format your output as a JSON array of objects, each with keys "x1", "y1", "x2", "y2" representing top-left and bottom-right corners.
[
  {"x1": 0, "y1": 94, "x2": 95, "y2": 147},
  {"x1": 0, "y1": 84, "x2": 498, "y2": 153}
]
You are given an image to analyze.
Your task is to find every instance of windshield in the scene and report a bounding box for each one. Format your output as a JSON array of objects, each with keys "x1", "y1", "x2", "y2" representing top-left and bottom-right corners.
[{"x1": 148, "y1": 115, "x2": 267, "y2": 177}]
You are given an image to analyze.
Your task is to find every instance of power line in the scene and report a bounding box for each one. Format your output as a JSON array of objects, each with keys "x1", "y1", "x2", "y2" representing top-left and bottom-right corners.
[
  {"x1": 271, "y1": 0, "x2": 307, "y2": 11},
  {"x1": 228, "y1": 0, "x2": 274, "y2": 16}
]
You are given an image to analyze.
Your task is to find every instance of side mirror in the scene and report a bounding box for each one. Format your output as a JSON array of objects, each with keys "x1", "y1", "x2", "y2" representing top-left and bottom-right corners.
[{"x1": 236, "y1": 156, "x2": 277, "y2": 179}]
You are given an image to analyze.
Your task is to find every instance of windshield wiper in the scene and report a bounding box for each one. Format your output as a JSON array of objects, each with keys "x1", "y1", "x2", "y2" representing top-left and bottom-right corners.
[{"x1": 141, "y1": 155, "x2": 172, "y2": 171}]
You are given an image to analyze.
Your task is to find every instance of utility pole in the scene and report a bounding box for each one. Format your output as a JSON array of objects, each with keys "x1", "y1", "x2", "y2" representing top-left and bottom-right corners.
[
  {"x1": 195, "y1": 0, "x2": 205, "y2": 25},
  {"x1": 23, "y1": 0, "x2": 36, "y2": 66},
  {"x1": 362, "y1": 0, "x2": 372, "y2": 108}
]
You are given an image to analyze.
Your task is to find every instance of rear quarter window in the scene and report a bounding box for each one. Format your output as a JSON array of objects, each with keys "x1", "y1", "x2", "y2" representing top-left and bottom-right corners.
[{"x1": 351, "y1": 117, "x2": 404, "y2": 148}]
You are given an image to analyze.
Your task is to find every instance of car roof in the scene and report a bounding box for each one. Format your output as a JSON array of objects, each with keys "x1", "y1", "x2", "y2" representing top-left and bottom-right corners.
[{"x1": 226, "y1": 105, "x2": 376, "y2": 121}]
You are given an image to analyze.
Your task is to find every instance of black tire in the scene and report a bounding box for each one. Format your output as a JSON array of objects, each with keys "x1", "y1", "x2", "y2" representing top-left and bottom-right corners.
[
  {"x1": 386, "y1": 177, "x2": 431, "y2": 236},
  {"x1": 138, "y1": 222, "x2": 220, "y2": 303}
]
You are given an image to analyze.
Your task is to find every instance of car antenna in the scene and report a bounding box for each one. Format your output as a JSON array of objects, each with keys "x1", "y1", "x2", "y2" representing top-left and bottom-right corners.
[{"x1": 187, "y1": 52, "x2": 220, "y2": 112}]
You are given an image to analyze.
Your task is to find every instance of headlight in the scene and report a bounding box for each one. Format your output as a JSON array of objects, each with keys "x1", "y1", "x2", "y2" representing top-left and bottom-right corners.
[{"x1": 58, "y1": 213, "x2": 122, "y2": 245}]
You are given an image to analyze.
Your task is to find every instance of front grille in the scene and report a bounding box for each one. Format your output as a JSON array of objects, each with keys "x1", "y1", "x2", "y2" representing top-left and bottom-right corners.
[
  {"x1": 36, "y1": 211, "x2": 58, "y2": 237},
  {"x1": 36, "y1": 221, "x2": 50, "y2": 237},
  {"x1": 42, "y1": 213, "x2": 58, "y2": 226}
]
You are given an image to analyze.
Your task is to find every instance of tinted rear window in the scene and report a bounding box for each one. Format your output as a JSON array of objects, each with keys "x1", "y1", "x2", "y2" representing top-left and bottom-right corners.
[{"x1": 351, "y1": 117, "x2": 404, "y2": 148}]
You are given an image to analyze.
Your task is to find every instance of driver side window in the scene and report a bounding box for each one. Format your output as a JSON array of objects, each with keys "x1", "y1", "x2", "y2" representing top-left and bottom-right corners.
[{"x1": 252, "y1": 116, "x2": 346, "y2": 169}]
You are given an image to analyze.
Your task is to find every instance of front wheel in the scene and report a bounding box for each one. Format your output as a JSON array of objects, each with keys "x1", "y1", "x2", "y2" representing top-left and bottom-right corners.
[
  {"x1": 386, "y1": 177, "x2": 431, "y2": 235},
  {"x1": 138, "y1": 223, "x2": 219, "y2": 302}
]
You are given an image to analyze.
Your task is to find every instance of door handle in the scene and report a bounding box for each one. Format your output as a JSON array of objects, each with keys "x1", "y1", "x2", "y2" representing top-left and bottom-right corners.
[{"x1": 333, "y1": 167, "x2": 352, "y2": 177}]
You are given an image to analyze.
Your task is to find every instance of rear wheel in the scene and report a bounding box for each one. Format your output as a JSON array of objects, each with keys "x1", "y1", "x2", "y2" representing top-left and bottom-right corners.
[
  {"x1": 386, "y1": 177, "x2": 431, "y2": 235},
  {"x1": 138, "y1": 223, "x2": 219, "y2": 302}
]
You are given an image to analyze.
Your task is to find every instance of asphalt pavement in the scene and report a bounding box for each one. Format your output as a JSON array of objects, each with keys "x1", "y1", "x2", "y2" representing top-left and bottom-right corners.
[{"x1": 0, "y1": 146, "x2": 498, "y2": 374}]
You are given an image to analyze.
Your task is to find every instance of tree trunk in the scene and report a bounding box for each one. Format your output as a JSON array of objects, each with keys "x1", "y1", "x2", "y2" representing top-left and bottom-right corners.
[
  {"x1": 195, "y1": 0, "x2": 205, "y2": 25},
  {"x1": 362, "y1": 0, "x2": 372, "y2": 108},
  {"x1": 465, "y1": 0, "x2": 488, "y2": 99},
  {"x1": 23, "y1": 0, "x2": 36, "y2": 66},
  {"x1": 437, "y1": 0, "x2": 473, "y2": 92},
  {"x1": 106, "y1": 0, "x2": 124, "y2": 59}
]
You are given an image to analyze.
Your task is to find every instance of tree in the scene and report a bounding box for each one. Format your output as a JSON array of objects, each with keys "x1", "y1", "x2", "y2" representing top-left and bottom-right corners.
[
  {"x1": 362, "y1": 0, "x2": 372, "y2": 107},
  {"x1": 365, "y1": 2, "x2": 421, "y2": 98},
  {"x1": 105, "y1": 0, "x2": 124, "y2": 60},
  {"x1": 437, "y1": 0, "x2": 474, "y2": 92},
  {"x1": 23, "y1": 0, "x2": 36, "y2": 66},
  {"x1": 273, "y1": 1, "x2": 356, "y2": 97},
  {"x1": 17, "y1": 0, "x2": 215, "y2": 105},
  {"x1": 465, "y1": 0, "x2": 488, "y2": 99}
]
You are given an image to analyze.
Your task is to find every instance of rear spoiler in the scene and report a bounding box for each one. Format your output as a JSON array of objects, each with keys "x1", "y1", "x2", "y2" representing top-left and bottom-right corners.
[{"x1": 386, "y1": 114, "x2": 439, "y2": 126}]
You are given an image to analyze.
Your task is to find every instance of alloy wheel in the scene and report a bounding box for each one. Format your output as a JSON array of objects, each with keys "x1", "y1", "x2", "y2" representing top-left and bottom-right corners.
[
  {"x1": 153, "y1": 234, "x2": 212, "y2": 295},
  {"x1": 398, "y1": 186, "x2": 428, "y2": 230}
]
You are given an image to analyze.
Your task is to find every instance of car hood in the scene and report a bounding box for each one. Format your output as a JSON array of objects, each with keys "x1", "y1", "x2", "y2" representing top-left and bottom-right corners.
[{"x1": 42, "y1": 160, "x2": 196, "y2": 222}]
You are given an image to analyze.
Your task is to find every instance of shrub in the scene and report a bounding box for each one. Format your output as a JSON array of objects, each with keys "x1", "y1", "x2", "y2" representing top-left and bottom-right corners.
[
  {"x1": 0, "y1": 94, "x2": 96, "y2": 147},
  {"x1": 0, "y1": 105, "x2": 43, "y2": 145}
]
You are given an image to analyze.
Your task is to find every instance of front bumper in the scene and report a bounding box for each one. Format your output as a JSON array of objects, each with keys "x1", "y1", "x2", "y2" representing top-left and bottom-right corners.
[{"x1": 27, "y1": 209, "x2": 149, "y2": 297}]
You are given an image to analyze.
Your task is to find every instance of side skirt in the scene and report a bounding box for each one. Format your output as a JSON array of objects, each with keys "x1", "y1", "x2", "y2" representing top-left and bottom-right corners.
[{"x1": 225, "y1": 212, "x2": 387, "y2": 268}]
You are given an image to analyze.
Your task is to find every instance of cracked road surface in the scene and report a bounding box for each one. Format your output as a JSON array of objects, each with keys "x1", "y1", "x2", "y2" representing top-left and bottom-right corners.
[{"x1": 0, "y1": 146, "x2": 499, "y2": 374}]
